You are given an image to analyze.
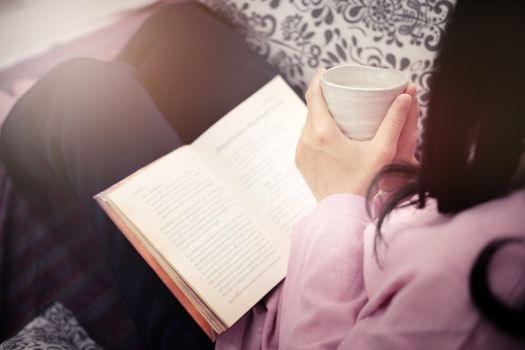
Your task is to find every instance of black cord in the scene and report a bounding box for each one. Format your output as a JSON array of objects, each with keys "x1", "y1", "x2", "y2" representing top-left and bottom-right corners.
[{"x1": 469, "y1": 236, "x2": 525, "y2": 339}]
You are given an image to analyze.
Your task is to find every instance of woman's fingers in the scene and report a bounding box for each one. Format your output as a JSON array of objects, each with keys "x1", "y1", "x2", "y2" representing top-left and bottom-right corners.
[
  {"x1": 405, "y1": 82, "x2": 416, "y2": 99},
  {"x1": 395, "y1": 86, "x2": 420, "y2": 160},
  {"x1": 376, "y1": 87, "x2": 418, "y2": 192},
  {"x1": 305, "y1": 68, "x2": 334, "y2": 126},
  {"x1": 303, "y1": 67, "x2": 346, "y2": 146},
  {"x1": 297, "y1": 70, "x2": 421, "y2": 199},
  {"x1": 404, "y1": 83, "x2": 418, "y2": 136},
  {"x1": 373, "y1": 93, "x2": 412, "y2": 154}
]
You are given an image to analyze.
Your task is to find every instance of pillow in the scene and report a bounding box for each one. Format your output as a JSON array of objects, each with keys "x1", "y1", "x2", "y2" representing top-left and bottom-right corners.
[
  {"x1": 197, "y1": 0, "x2": 456, "y2": 119},
  {"x1": 0, "y1": 302, "x2": 101, "y2": 350}
]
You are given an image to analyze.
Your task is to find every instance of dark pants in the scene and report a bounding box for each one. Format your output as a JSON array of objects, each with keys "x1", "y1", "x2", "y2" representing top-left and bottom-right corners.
[{"x1": 0, "y1": 3, "x2": 276, "y2": 349}]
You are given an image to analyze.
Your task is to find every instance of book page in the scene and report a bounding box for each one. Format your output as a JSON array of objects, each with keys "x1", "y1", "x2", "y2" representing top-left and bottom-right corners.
[
  {"x1": 104, "y1": 147, "x2": 287, "y2": 327},
  {"x1": 192, "y1": 76, "x2": 316, "y2": 252}
]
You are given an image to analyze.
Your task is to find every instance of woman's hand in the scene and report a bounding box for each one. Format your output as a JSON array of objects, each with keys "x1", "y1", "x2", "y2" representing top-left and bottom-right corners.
[{"x1": 295, "y1": 68, "x2": 420, "y2": 201}]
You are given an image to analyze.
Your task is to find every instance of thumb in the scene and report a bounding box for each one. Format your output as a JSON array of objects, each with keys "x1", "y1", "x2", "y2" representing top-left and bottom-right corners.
[{"x1": 373, "y1": 93, "x2": 412, "y2": 150}]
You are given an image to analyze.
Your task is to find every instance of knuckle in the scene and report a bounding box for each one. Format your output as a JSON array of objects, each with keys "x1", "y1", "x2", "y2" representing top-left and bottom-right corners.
[
  {"x1": 294, "y1": 149, "x2": 301, "y2": 168},
  {"x1": 296, "y1": 137, "x2": 304, "y2": 153},
  {"x1": 370, "y1": 143, "x2": 392, "y2": 161},
  {"x1": 295, "y1": 142, "x2": 306, "y2": 169},
  {"x1": 296, "y1": 134, "x2": 307, "y2": 152},
  {"x1": 305, "y1": 87, "x2": 322, "y2": 104},
  {"x1": 377, "y1": 147, "x2": 394, "y2": 162},
  {"x1": 308, "y1": 87, "x2": 322, "y2": 101},
  {"x1": 312, "y1": 125, "x2": 333, "y2": 146},
  {"x1": 298, "y1": 122, "x2": 336, "y2": 154}
]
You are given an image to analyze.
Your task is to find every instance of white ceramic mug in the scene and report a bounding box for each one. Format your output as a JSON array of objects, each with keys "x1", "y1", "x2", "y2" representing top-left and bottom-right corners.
[{"x1": 320, "y1": 64, "x2": 408, "y2": 141}]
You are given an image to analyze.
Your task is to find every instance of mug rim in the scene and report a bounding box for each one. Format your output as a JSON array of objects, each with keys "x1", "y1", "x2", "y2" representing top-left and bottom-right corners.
[{"x1": 321, "y1": 64, "x2": 408, "y2": 92}]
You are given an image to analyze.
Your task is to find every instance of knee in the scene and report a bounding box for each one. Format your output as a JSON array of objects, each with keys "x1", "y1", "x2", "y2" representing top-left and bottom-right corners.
[
  {"x1": 41, "y1": 57, "x2": 136, "y2": 102},
  {"x1": 11, "y1": 58, "x2": 137, "y2": 118},
  {"x1": 0, "y1": 58, "x2": 109, "y2": 141},
  {"x1": 120, "y1": 2, "x2": 231, "y2": 64},
  {"x1": 40, "y1": 58, "x2": 144, "y2": 122},
  {"x1": 1, "y1": 57, "x2": 154, "y2": 153},
  {"x1": 143, "y1": 2, "x2": 215, "y2": 33}
]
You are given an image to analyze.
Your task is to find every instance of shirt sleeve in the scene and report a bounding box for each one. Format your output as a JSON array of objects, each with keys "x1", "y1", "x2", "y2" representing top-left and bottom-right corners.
[
  {"x1": 278, "y1": 193, "x2": 371, "y2": 349},
  {"x1": 215, "y1": 193, "x2": 372, "y2": 350}
]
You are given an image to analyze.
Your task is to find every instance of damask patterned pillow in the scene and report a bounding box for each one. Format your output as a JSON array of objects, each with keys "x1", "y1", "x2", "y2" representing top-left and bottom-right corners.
[
  {"x1": 197, "y1": 0, "x2": 456, "y2": 119},
  {"x1": 0, "y1": 303, "x2": 102, "y2": 350}
]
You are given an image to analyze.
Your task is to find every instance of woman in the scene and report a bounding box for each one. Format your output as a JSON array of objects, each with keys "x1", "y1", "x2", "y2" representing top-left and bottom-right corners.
[
  {"x1": 233, "y1": 1, "x2": 524, "y2": 348},
  {"x1": 1, "y1": 1, "x2": 524, "y2": 349}
]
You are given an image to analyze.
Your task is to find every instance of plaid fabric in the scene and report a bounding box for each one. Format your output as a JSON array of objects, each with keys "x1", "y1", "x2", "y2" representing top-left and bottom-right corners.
[{"x1": 0, "y1": 162, "x2": 145, "y2": 349}]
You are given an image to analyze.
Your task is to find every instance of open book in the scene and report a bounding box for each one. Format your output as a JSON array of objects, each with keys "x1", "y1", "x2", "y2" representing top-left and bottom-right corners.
[{"x1": 95, "y1": 76, "x2": 316, "y2": 340}]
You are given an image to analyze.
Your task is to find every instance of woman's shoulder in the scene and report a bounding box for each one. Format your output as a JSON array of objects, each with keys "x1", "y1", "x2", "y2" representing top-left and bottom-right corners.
[
  {"x1": 367, "y1": 189, "x2": 525, "y2": 276},
  {"x1": 372, "y1": 189, "x2": 525, "y2": 260},
  {"x1": 381, "y1": 188, "x2": 525, "y2": 284},
  {"x1": 448, "y1": 189, "x2": 525, "y2": 237},
  {"x1": 361, "y1": 189, "x2": 525, "y2": 348}
]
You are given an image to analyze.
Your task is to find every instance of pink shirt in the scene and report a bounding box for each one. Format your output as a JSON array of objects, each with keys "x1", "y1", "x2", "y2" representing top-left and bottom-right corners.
[{"x1": 216, "y1": 190, "x2": 525, "y2": 349}]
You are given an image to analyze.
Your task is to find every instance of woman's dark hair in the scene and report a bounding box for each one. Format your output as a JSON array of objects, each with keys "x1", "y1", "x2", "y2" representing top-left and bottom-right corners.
[{"x1": 366, "y1": 0, "x2": 525, "y2": 338}]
